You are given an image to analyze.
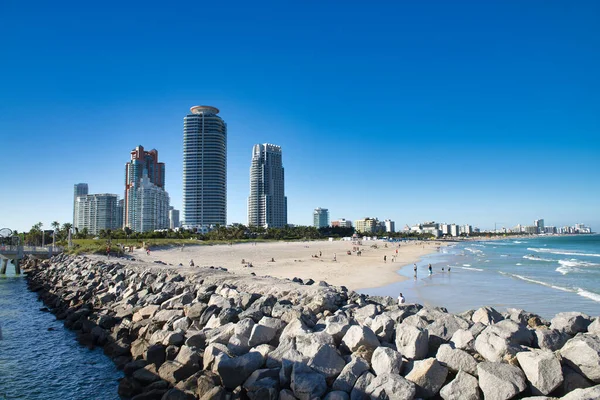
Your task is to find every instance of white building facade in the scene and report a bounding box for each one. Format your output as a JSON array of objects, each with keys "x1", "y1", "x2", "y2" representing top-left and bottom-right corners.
[
  {"x1": 74, "y1": 193, "x2": 120, "y2": 235},
  {"x1": 248, "y1": 144, "x2": 287, "y2": 228},
  {"x1": 183, "y1": 106, "x2": 227, "y2": 230}
]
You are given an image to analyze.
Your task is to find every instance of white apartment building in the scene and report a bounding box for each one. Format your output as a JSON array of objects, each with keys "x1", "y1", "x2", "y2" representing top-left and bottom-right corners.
[
  {"x1": 75, "y1": 193, "x2": 120, "y2": 235},
  {"x1": 248, "y1": 144, "x2": 287, "y2": 228}
]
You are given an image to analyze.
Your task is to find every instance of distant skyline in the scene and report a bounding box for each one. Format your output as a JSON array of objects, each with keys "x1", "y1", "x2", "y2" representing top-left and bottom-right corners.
[{"x1": 1, "y1": 1, "x2": 598, "y2": 233}]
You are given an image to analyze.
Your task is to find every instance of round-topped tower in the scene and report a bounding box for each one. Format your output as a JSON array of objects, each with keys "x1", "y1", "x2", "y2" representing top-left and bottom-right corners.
[
  {"x1": 182, "y1": 105, "x2": 227, "y2": 230},
  {"x1": 190, "y1": 105, "x2": 220, "y2": 115}
]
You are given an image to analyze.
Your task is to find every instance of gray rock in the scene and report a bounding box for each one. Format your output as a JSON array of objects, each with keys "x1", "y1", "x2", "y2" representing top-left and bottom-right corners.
[
  {"x1": 133, "y1": 364, "x2": 161, "y2": 384},
  {"x1": 174, "y1": 345, "x2": 201, "y2": 372},
  {"x1": 203, "y1": 343, "x2": 229, "y2": 370},
  {"x1": 560, "y1": 385, "x2": 600, "y2": 400},
  {"x1": 198, "y1": 386, "x2": 226, "y2": 400},
  {"x1": 244, "y1": 376, "x2": 279, "y2": 400},
  {"x1": 161, "y1": 292, "x2": 194, "y2": 309},
  {"x1": 436, "y1": 343, "x2": 478, "y2": 376},
  {"x1": 280, "y1": 318, "x2": 311, "y2": 342},
  {"x1": 371, "y1": 346, "x2": 403, "y2": 376},
  {"x1": 161, "y1": 388, "x2": 196, "y2": 400},
  {"x1": 154, "y1": 309, "x2": 185, "y2": 323},
  {"x1": 290, "y1": 363, "x2": 327, "y2": 400},
  {"x1": 405, "y1": 357, "x2": 448, "y2": 398},
  {"x1": 535, "y1": 328, "x2": 569, "y2": 351},
  {"x1": 474, "y1": 319, "x2": 533, "y2": 362},
  {"x1": 440, "y1": 370, "x2": 481, "y2": 400},
  {"x1": 146, "y1": 344, "x2": 167, "y2": 368},
  {"x1": 395, "y1": 324, "x2": 428, "y2": 360},
  {"x1": 332, "y1": 356, "x2": 370, "y2": 393},
  {"x1": 560, "y1": 334, "x2": 600, "y2": 383},
  {"x1": 158, "y1": 360, "x2": 197, "y2": 385},
  {"x1": 353, "y1": 304, "x2": 380, "y2": 325},
  {"x1": 324, "y1": 391, "x2": 350, "y2": 400},
  {"x1": 296, "y1": 331, "x2": 336, "y2": 358},
  {"x1": 516, "y1": 349, "x2": 563, "y2": 395},
  {"x1": 307, "y1": 344, "x2": 346, "y2": 379},
  {"x1": 350, "y1": 371, "x2": 375, "y2": 400},
  {"x1": 472, "y1": 306, "x2": 504, "y2": 325},
  {"x1": 184, "y1": 332, "x2": 206, "y2": 350},
  {"x1": 214, "y1": 350, "x2": 265, "y2": 389},
  {"x1": 248, "y1": 323, "x2": 277, "y2": 347},
  {"x1": 401, "y1": 314, "x2": 429, "y2": 329},
  {"x1": 370, "y1": 314, "x2": 395, "y2": 343},
  {"x1": 560, "y1": 366, "x2": 593, "y2": 395},
  {"x1": 427, "y1": 315, "x2": 470, "y2": 342},
  {"x1": 172, "y1": 317, "x2": 191, "y2": 332},
  {"x1": 341, "y1": 325, "x2": 380, "y2": 353},
  {"x1": 550, "y1": 312, "x2": 592, "y2": 335},
  {"x1": 235, "y1": 318, "x2": 256, "y2": 338},
  {"x1": 366, "y1": 373, "x2": 416, "y2": 400},
  {"x1": 477, "y1": 361, "x2": 527, "y2": 400},
  {"x1": 588, "y1": 318, "x2": 600, "y2": 335},
  {"x1": 278, "y1": 389, "x2": 297, "y2": 400},
  {"x1": 450, "y1": 329, "x2": 475, "y2": 351},
  {"x1": 184, "y1": 303, "x2": 207, "y2": 320},
  {"x1": 325, "y1": 313, "x2": 352, "y2": 344}
]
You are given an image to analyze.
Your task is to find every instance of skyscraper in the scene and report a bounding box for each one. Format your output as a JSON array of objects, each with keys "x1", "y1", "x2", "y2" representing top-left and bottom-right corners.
[
  {"x1": 183, "y1": 106, "x2": 227, "y2": 231},
  {"x1": 124, "y1": 145, "x2": 169, "y2": 232},
  {"x1": 248, "y1": 144, "x2": 287, "y2": 228},
  {"x1": 74, "y1": 193, "x2": 120, "y2": 235},
  {"x1": 313, "y1": 208, "x2": 330, "y2": 228},
  {"x1": 73, "y1": 183, "x2": 88, "y2": 226}
]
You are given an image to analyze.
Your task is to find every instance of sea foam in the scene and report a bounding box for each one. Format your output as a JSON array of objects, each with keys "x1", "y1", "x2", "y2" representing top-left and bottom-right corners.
[
  {"x1": 500, "y1": 272, "x2": 572, "y2": 293},
  {"x1": 577, "y1": 288, "x2": 600, "y2": 302},
  {"x1": 528, "y1": 247, "x2": 600, "y2": 258}
]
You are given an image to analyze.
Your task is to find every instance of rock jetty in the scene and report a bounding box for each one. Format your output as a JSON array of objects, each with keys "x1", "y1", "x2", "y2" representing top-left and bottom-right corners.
[{"x1": 24, "y1": 254, "x2": 600, "y2": 400}]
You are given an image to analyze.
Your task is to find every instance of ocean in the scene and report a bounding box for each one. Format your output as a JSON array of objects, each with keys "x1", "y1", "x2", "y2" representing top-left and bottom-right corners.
[
  {"x1": 361, "y1": 234, "x2": 600, "y2": 319},
  {"x1": 0, "y1": 261, "x2": 122, "y2": 400}
]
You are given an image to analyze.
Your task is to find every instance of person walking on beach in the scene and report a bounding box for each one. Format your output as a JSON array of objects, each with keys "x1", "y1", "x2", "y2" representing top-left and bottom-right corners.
[
  {"x1": 413, "y1": 263, "x2": 417, "y2": 274},
  {"x1": 384, "y1": 255, "x2": 387, "y2": 263},
  {"x1": 333, "y1": 253, "x2": 337, "y2": 261},
  {"x1": 428, "y1": 263, "x2": 432, "y2": 275},
  {"x1": 189, "y1": 259, "x2": 195, "y2": 267},
  {"x1": 398, "y1": 292, "x2": 405, "y2": 305}
]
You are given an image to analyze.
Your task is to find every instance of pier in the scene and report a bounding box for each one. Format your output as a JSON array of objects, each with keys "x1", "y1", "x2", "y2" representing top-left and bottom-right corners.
[{"x1": 0, "y1": 245, "x2": 62, "y2": 274}]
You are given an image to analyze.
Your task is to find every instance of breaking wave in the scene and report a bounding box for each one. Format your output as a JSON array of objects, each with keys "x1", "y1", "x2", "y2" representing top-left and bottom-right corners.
[{"x1": 527, "y1": 248, "x2": 600, "y2": 258}]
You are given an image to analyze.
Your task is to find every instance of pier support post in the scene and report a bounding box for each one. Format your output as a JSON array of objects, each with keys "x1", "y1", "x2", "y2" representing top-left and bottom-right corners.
[
  {"x1": 13, "y1": 259, "x2": 20, "y2": 274},
  {"x1": 0, "y1": 259, "x2": 7, "y2": 274}
]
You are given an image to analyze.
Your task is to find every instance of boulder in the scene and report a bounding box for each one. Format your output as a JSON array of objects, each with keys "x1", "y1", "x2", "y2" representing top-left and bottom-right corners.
[
  {"x1": 203, "y1": 343, "x2": 230, "y2": 370},
  {"x1": 395, "y1": 324, "x2": 428, "y2": 360},
  {"x1": 559, "y1": 366, "x2": 593, "y2": 395},
  {"x1": 370, "y1": 314, "x2": 395, "y2": 343},
  {"x1": 290, "y1": 363, "x2": 328, "y2": 400},
  {"x1": 450, "y1": 329, "x2": 475, "y2": 351},
  {"x1": 350, "y1": 371, "x2": 375, "y2": 400},
  {"x1": 516, "y1": 349, "x2": 563, "y2": 395},
  {"x1": 560, "y1": 385, "x2": 600, "y2": 400},
  {"x1": 214, "y1": 350, "x2": 265, "y2": 389},
  {"x1": 550, "y1": 312, "x2": 592, "y2": 335},
  {"x1": 332, "y1": 356, "x2": 370, "y2": 393},
  {"x1": 325, "y1": 313, "x2": 352, "y2": 344},
  {"x1": 341, "y1": 325, "x2": 380, "y2": 353},
  {"x1": 474, "y1": 320, "x2": 533, "y2": 362},
  {"x1": 587, "y1": 318, "x2": 600, "y2": 335},
  {"x1": 371, "y1": 346, "x2": 403, "y2": 376},
  {"x1": 477, "y1": 361, "x2": 527, "y2": 400},
  {"x1": 307, "y1": 344, "x2": 346, "y2": 379},
  {"x1": 161, "y1": 388, "x2": 196, "y2": 400},
  {"x1": 133, "y1": 364, "x2": 161, "y2": 384},
  {"x1": 427, "y1": 315, "x2": 470, "y2": 342},
  {"x1": 436, "y1": 344, "x2": 478, "y2": 376},
  {"x1": 244, "y1": 376, "x2": 279, "y2": 400},
  {"x1": 227, "y1": 333, "x2": 251, "y2": 356},
  {"x1": 405, "y1": 357, "x2": 448, "y2": 398},
  {"x1": 278, "y1": 389, "x2": 296, "y2": 400},
  {"x1": 560, "y1": 334, "x2": 600, "y2": 383},
  {"x1": 324, "y1": 391, "x2": 350, "y2": 400},
  {"x1": 535, "y1": 328, "x2": 569, "y2": 351},
  {"x1": 472, "y1": 306, "x2": 504, "y2": 325},
  {"x1": 296, "y1": 331, "x2": 336, "y2": 358},
  {"x1": 198, "y1": 386, "x2": 226, "y2": 400},
  {"x1": 158, "y1": 360, "x2": 197, "y2": 385},
  {"x1": 365, "y1": 373, "x2": 416, "y2": 400},
  {"x1": 248, "y1": 323, "x2": 277, "y2": 347},
  {"x1": 174, "y1": 345, "x2": 201, "y2": 372},
  {"x1": 440, "y1": 370, "x2": 481, "y2": 400},
  {"x1": 235, "y1": 318, "x2": 256, "y2": 338},
  {"x1": 146, "y1": 344, "x2": 167, "y2": 368}
]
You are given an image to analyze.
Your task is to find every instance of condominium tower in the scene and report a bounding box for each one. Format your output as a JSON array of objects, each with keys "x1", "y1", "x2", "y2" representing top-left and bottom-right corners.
[
  {"x1": 248, "y1": 143, "x2": 287, "y2": 228},
  {"x1": 183, "y1": 106, "x2": 227, "y2": 231},
  {"x1": 124, "y1": 145, "x2": 169, "y2": 232},
  {"x1": 73, "y1": 183, "x2": 88, "y2": 225},
  {"x1": 313, "y1": 208, "x2": 329, "y2": 228},
  {"x1": 74, "y1": 193, "x2": 120, "y2": 235}
]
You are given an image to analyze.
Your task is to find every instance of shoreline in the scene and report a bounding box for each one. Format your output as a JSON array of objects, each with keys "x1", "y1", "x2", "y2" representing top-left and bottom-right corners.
[{"x1": 142, "y1": 239, "x2": 448, "y2": 291}]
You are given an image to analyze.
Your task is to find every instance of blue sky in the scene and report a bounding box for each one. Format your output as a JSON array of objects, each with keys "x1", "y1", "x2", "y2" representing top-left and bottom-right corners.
[{"x1": 1, "y1": 0, "x2": 598, "y2": 233}]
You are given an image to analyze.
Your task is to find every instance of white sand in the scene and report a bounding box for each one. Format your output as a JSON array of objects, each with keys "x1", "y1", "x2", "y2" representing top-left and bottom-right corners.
[{"x1": 138, "y1": 239, "x2": 447, "y2": 291}]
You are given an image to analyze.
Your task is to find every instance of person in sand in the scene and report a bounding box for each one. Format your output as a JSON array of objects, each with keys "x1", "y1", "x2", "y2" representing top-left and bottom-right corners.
[
  {"x1": 189, "y1": 259, "x2": 195, "y2": 267},
  {"x1": 398, "y1": 292, "x2": 405, "y2": 305}
]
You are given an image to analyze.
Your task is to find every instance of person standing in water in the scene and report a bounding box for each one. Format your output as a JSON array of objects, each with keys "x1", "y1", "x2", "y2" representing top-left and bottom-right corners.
[
  {"x1": 428, "y1": 263, "x2": 432, "y2": 275},
  {"x1": 398, "y1": 292, "x2": 405, "y2": 305}
]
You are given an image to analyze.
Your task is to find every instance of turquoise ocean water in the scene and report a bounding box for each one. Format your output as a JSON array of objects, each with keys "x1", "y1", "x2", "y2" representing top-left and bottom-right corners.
[
  {"x1": 0, "y1": 262, "x2": 122, "y2": 400},
  {"x1": 361, "y1": 235, "x2": 600, "y2": 319}
]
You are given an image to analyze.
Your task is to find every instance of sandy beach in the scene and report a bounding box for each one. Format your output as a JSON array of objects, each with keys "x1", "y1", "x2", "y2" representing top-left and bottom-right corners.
[{"x1": 139, "y1": 239, "x2": 447, "y2": 291}]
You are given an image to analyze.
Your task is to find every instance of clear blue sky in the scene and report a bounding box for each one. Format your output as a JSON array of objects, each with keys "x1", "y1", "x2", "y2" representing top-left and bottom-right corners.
[{"x1": 1, "y1": 0, "x2": 599, "y2": 233}]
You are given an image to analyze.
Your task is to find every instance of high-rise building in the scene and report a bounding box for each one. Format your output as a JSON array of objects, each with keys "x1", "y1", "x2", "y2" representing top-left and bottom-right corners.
[
  {"x1": 183, "y1": 106, "x2": 227, "y2": 231},
  {"x1": 355, "y1": 217, "x2": 377, "y2": 233},
  {"x1": 74, "y1": 193, "x2": 120, "y2": 235},
  {"x1": 534, "y1": 219, "x2": 545, "y2": 233},
  {"x1": 313, "y1": 208, "x2": 329, "y2": 228},
  {"x1": 248, "y1": 144, "x2": 287, "y2": 228},
  {"x1": 331, "y1": 219, "x2": 352, "y2": 228},
  {"x1": 73, "y1": 183, "x2": 88, "y2": 226},
  {"x1": 124, "y1": 145, "x2": 169, "y2": 232},
  {"x1": 384, "y1": 219, "x2": 395, "y2": 233},
  {"x1": 169, "y1": 207, "x2": 180, "y2": 229}
]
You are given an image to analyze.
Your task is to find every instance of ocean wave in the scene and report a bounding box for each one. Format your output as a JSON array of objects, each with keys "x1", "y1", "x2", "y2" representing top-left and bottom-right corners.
[
  {"x1": 500, "y1": 272, "x2": 572, "y2": 292},
  {"x1": 516, "y1": 263, "x2": 522, "y2": 266},
  {"x1": 556, "y1": 266, "x2": 572, "y2": 275},
  {"x1": 464, "y1": 247, "x2": 484, "y2": 255},
  {"x1": 577, "y1": 288, "x2": 600, "y2": 302},
  {"x1": 463, "y1": 264, "x2": 471, "y2": 267},
  {"x1": 460, "y1": 266, "x2": 484, "y2": 272},
  {"x1": 523, "y1": 255, "x2": 554, "y2": 262},
  {"x1": 527, "y1": 247, "x2": 600, "y2": 258},
  {"x1": 558, "y1": 259, "x2": 600, "y2": 268},
  {"x1": 513, "y1": 240, "x2": 528, "y2": 244}
]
